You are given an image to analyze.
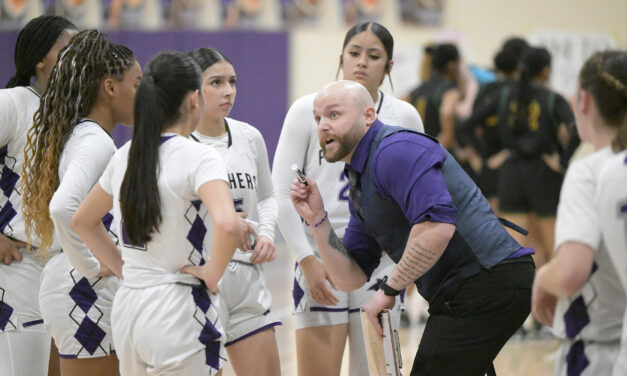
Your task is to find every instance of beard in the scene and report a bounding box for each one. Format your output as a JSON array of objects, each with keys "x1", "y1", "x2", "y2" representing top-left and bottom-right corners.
[{"x1": 320, "y1": 125, "x2": 363, "y2": 163}]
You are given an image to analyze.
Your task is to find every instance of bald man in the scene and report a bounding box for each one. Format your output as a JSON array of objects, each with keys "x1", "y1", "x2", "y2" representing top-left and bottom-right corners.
[{"x1": 291, "y1": 81, "x2": 535, "y2": 375}]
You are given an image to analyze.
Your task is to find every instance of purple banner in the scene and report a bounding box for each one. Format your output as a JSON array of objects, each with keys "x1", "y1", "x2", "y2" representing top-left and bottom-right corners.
[{"x1": 0, "y1": 30, "x2": 288, "y2": 162}]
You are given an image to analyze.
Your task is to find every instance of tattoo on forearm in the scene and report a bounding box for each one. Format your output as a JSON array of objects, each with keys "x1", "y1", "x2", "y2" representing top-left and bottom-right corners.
[
  {"x1": 328, "y1": 228, "x2": 350, "y2": 258},
  {"x1": 390, "y1": 235, "x2": 444, "y2": 287}
]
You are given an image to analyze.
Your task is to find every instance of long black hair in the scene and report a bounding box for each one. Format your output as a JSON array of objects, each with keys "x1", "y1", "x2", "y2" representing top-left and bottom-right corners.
[
  {"x1": 187, "y1": 47, "x2": 232, "y2": 72},
  {"x1": 579, "y1": 51, "x2": 627, "y2": 151},
  {"x1": 513, "y1": 46, "x2": 551, "y2": 133},
  {"x1": 336, "y1": 22, "x2": 394, "y2": 87},
  {"x1": 120, "y1": 51, "x2": 202, "y2": 245},
  {"x1": 6, "y1": 15, "x2": 76, "y2": 88}
]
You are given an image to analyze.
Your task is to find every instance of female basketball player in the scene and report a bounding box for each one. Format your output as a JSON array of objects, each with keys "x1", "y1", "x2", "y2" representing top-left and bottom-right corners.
[
  {"x1": 0, "y1": 15, "x2": 75, "y2": 376},
  {"x1": 532, "y1": 50, "x2": 627, "y2": 376},
  {"x1": 21, "y1": 29, "x2": 140, "y2": 375},
  {"x1": 464, "y1": 47, "x2": 578, "y2": 272},
  {"x1": 408, "y1": 43, "x2": 461, "y2": 150},
  {"x1": 187, "y1": 47, "x2": 281, "y2": 376},
  {"x1": 272, "y1": 22, "x2": 423, "y2": 376},
  {"x1": 71, "y1": 50, "x2": 240, "y2": 375}
]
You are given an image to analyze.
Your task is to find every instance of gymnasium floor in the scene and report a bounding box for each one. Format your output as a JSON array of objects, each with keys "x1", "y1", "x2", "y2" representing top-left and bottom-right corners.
[{"x1": 220, "y1": 236, "x2": 561, "y2": 376}]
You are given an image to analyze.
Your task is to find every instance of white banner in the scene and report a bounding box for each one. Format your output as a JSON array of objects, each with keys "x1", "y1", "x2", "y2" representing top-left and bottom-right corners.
[{"x1": 530, "y1": 30, "x2": 616, "y2": 98}]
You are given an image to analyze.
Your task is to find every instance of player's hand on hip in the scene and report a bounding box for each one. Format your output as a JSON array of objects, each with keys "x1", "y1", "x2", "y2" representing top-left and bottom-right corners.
[
  {"x1": 250, "y1": 235, "x2": 275, "y2": 264},
  {"x1": 290, "y1": 177, "x2": 325, "y2": 224},
  {"x1": 364, "y1": 290, "x2": 396, "y2": 337},
  {"x1": 531, "y1": 277, "x2": 557, "y2": 327},
  {"x1": 300, "y1": 255, "x2": 339, "y2": 306},
  {"x1": 180, "y1": 258, "x2": 221, "y2": 294},
  {"x1": 0, "y1": 234, "x2": 23, "y2": 265}
]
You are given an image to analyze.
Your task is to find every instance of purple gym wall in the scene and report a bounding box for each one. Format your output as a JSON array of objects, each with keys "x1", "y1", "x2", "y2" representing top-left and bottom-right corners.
[{"x1": 0, "y1": 30, "x2": 288, "y2": 162}]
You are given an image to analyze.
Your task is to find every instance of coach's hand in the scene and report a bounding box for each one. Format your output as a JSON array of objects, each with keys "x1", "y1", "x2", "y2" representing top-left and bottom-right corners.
[
  {"x1": 300, "y1": 255, "x2": 339, "y2": 306},
  {"x1": 364, "y1": 290, "x2": 396, "y2": 337},
  {"x1": 251, "y1": 235, "x2": 275, "y2": 264},
  {"x1": 290, "y1": 177, "x2": 325, "y2": 226},
  {"x1": 0, "y1": 234, "x2": 23, "y2": 265}
]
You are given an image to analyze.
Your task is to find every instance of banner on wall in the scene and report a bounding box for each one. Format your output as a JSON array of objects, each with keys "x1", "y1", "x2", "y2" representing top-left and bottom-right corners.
[
  {"x1": 399, "y1": 0, "x2": 443, "y2": 26},
  {"x1": 529, "y1": 30, "x2": 616, "y2": 98}
]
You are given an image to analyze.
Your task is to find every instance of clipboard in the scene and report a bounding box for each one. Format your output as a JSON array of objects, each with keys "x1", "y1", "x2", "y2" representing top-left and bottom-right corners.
[{"x1": 360, "y1": 308, "x2": 403, "y2": 376}]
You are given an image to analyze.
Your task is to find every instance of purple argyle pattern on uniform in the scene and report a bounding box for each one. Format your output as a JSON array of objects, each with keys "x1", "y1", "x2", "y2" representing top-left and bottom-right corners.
[
  {"x1": 203, "y1": 334, "x2": 222, "y2": 369},
  {"x1": 187, "y1": 216, "x2": 207, "y2": 252},
  {"x1": 0, "y1": 165, "x2": 19, "y2": 198},
  {"x1": 191, "y1": 285, "x2": 211, "y2": 313},
  {"x1": 566, "y1": 340, "x2": 589, "y2": 376},
  {"x1": 0, "y1": 291, "x2": 14, "y2": 331},
  {"x1": 191, "y1": 286, "x2": 223, "y2": 368},
  {"x1": 191, "y1": 199, "x2": 202, "y2": 211},
  {"x1": 101, "y1": 213, "x2": 113, "y2": 231},
  {"x1": 293, "y1": 278, "x2": 304, "y2": 309},
  {"x1": 622, "y1": 203, "x2": 627, "y2": 214},
  {"x1": 199, "y1": 318, "x2": 222, "y2": 345},
  {"x1": 74, "y1": 316, "x2": 106, "y2": 355},
  {"x1": 69, "y1": 277, "x2": 98, "y2": 314},
  {"x1": 186, "y1": 200, "x2": 206, "y2": 254},
  {"x1": 563, "y1": 296, "x2": 590, "y2": 339},
  {"x1": 0, "y1": 201, "x2": 17, "y2": 232},
  {"x1": 0, "y1": 147, "x2": 20, "y2": 230},
  {"x1": 185, "y1": 200, "x2": 206, "y2": 266}
]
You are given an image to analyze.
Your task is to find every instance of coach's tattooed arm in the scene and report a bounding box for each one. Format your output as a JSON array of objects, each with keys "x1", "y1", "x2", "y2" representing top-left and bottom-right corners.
[
  {"x1": 386, "y1": 222, "x2": 455, "y2": 291},
  {"x1": 327, "y1": 228, "x2": 350, "y2": 258},
  {"x1": 309, "y1": 220, "x2": 368, "y2": 292}
]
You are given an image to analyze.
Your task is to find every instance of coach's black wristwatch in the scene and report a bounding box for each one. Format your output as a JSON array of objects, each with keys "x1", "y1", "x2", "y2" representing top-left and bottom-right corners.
[{"x1": 379, "y1": 276, "x2": 402, "y2": 297}]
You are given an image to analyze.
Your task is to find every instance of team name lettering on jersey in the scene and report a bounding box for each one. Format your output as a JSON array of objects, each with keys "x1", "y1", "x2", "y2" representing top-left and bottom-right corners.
[{"x1": 227, "y1": 172, "x2": 257, "y2": 191}]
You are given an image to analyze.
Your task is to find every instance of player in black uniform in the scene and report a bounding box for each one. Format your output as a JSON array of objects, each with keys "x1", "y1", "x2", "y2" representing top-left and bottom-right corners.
[
  {"x1": 469, "y1": 37, "x2": 529, "y2": 210},
  {"x1": 408, "y1": 43, "x2": 461, "y2": 150},
  {"x1": 462, "y1": 46, "x2": 579, "y2": 271}
]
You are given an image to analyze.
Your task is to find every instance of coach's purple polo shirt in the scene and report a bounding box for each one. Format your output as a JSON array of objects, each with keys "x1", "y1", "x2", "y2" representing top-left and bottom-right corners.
[{"x1": 342, "y1": 120, "x2": 457, "y2": 277}]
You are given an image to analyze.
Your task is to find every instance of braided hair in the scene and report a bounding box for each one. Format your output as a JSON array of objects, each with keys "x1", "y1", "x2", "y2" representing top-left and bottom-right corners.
[
  {"x1": 578, "y1": 50, "x2": 627, "y2": 151},
  {"x1": 22, "y1": 29, "x2": 136, "y2": 256},
  {"x1": 6, "y1": 15, "x2": 76, "y2": 88}
]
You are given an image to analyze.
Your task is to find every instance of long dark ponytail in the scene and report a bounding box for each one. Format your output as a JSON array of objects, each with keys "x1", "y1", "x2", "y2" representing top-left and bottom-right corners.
[
  {"x1": 120, "y1": 51, "x2": 202, "y2": 245},
  {"x1": 6, "y1": 15, "x2": 75, "y2": 88},
  {"x1": 513, "y1": 46, "x2": 551, "y2": 133}
]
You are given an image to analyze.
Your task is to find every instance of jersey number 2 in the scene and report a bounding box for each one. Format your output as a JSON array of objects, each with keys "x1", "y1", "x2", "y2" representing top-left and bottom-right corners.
[{"x1": 338, "y1": 171, "x2": 349, "y2": 201}]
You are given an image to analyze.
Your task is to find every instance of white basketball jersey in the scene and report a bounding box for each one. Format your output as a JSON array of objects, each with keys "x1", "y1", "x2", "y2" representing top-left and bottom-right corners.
[
  {"x1": 0, "y1": 87, "x2": 45, "y2": 245},
  {"x1": 99, "y1": 134, "x2": 228, "y2": 288},
  {"x1": 51, "y1": 120, "x2": 119, "y2": 277},
  {"x1": 596, "y1": 150, "x2": 627, "y2": 376},
  {"x1": 273, "y1": 90, "x2": 424, "y2": 261},
  {"x1": 191, "y1": 118, "x2": 276, "y2": 263},
  {"x1": 553, "y1": 147, "x2": 626, "y2": 343}
]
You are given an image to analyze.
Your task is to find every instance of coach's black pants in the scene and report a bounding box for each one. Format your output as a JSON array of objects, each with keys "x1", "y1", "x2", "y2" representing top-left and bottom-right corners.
[{"x1": 411, "y1": 256, "x2": 534, "y2": 376}]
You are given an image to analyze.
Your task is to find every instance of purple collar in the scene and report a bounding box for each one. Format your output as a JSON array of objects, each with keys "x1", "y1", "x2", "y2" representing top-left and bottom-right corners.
[{"x1": 160, "y1": 135, "x2": 176, "y2": 144}]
